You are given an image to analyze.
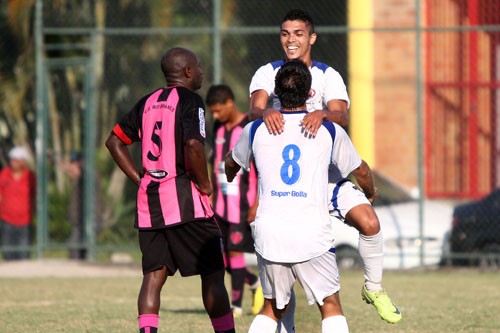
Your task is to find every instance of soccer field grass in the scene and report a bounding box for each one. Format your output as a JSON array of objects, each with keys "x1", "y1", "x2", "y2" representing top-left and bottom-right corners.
[{"x1": 0, "y1": 268, "x2": 498, "y2": 332}]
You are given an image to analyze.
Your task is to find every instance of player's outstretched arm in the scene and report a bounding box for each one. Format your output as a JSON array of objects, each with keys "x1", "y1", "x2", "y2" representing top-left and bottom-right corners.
[
  {"x1": 351, "y1": 160, "x2": 378, "y2": 204},
  {"x1": 105, "y1": 133, "x2": 142, "y2": 186},
  {"x1": 224, "y1": 151, "x2": 241, "y2": 183},
  {"x1": 249, "y1": 89, "x2": 284, "y2": 135},
  {"x1": 185, "y1": 139, "x2": 212, "y2": 196}
]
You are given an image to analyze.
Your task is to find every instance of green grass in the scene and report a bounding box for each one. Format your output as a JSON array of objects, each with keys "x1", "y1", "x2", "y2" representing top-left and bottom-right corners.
[{"x1": 0, "y1": 269, "x2": 498, "y2": 332}]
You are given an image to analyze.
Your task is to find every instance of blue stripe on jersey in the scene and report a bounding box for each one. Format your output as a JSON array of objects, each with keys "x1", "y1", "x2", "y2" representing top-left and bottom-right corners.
[
  {"x1": 322, "y1": 121, "x2": 337, "y2": 168},
  {"x1": 322, "y1": 121, "x2": 337, "y2": 142},
  {"x1": 249, "y1": 119, "x2": 264, "y2": 147},
  {"x1": 271, "y1": 59, "x2": 285, "y2": 70},
  {"x1": 250, "y1": 118, "x2": 264, "y2": 147},
  {"x1": 312, "y1": 61, "x2": 329, "y2": 73},
  {"x1": 330, "y1": 178, "x2": 351, "y2": 220}
]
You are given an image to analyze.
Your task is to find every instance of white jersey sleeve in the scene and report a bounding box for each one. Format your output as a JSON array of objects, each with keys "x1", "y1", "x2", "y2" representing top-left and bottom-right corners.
[
  {"x1": 331, "y1": 124, "x2": 362, "y2": 177},
  {"x1": 322, "y1": 66, "x2": 350, "y2": 108},
  {"x1": 250, "y1": 61, "x2": 351, "y2": 112},
  {"x1": 249, "y1": 63, "x2": 276, "y2": 97},
  {"x1": 231, "y1": 122, "x2": 253, "y2": 172}
]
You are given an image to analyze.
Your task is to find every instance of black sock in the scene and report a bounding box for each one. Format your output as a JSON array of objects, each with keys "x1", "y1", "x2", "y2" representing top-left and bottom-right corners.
[{"x1": 231, "y1": 267, "x2": 246, "y2": 307}]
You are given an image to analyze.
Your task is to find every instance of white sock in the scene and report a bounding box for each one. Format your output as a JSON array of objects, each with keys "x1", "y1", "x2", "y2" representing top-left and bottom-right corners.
[
  {"x1": 248, "y1": 315, "x2": 278, "y2": 333},
  {"x1": 358, "y1": 230, "x2": 384, "y2": 291},
  {"x1": 322, "y1": 315, "x2": 349, "y2": 333},
  {"x1": 277, "y1": 288, "x2": 296, "y2": 333}
]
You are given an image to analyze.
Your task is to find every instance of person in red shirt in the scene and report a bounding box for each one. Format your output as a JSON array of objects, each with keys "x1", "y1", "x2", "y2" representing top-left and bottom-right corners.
[{"x1": 0, "y1": 146, "x2": 36, "y2": 260}]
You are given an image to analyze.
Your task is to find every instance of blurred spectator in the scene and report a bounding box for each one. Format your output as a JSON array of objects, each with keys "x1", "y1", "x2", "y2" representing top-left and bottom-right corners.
[
  {"x1": 0, "y1": 146, "x2": 36, "y2": 261},
  {"x1": 60, "y1": 151, "x2": 103, "y2": 260}
]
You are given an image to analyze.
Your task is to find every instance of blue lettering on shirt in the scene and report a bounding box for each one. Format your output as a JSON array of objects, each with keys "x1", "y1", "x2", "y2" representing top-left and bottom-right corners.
[{"x1": 270, "y1": 190, "x2": 308, "y2": 198}]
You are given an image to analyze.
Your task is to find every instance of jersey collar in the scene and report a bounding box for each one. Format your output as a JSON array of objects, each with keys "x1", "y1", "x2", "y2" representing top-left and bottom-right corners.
[{"x1": 279, "y1": 110, "x2": 308, "y2": 115}]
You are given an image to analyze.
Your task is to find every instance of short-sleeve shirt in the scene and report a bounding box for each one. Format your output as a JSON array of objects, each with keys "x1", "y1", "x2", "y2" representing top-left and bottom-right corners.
[
  {"x1": 249, "y1": 60, "x2": 352, "y2": 183},
  {"x1": 112, "y1": 86, "x2": 214, "y2": 229},
  {"x1": 231, "y1": 111, "x2": 361, "y2": 263},
  {"x1": 0, "y1": 167, "x2": 36, "y2": 226},
  {"x1": 210, "y1": 118, "x2": 257, "y2": 224},
  {"x1": 249, "y1": 59, "x2": 350, "y2": 111}
]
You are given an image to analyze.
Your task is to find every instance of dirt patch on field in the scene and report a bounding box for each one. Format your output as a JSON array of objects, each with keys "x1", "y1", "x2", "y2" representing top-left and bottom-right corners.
[{"x1": 0, "y1": 259, "x2": 141, "y2": 278}]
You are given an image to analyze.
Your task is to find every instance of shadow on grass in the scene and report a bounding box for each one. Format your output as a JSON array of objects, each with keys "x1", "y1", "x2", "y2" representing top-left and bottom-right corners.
[{"x1": 166, "y1": 308, "x2": 206, "y2": 314}]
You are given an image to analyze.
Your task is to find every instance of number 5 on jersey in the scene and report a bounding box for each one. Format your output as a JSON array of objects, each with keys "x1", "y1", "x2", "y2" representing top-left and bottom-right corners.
[{"x1": 147, "y1": 121, "x2": 162, "y2": 161}]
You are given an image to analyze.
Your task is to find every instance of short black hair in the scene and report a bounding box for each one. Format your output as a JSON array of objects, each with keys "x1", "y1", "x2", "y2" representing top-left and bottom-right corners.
[
  {"x1": 205, "y1": 84, "x2": 235, "y2": 106},
  {"x1": 281, "y1": 9, "x2": 315, "y2": 34},
  {"x1": 275, "y1": 59, "x2": 311, "y2": 109}
]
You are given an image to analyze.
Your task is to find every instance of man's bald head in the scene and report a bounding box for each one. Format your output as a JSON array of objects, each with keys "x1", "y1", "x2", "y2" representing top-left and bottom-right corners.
[{"x1": 160, "y1": 47, "x2": 203, "y2": 90}]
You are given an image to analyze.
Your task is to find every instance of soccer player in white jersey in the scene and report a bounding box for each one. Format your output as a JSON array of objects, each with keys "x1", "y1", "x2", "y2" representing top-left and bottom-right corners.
[
  {"x1": 248, "y1": 9, "x2": 401, "y2": 329},
  {"x1": 226, "y1": 59, "x2": 350, "y2": 333}
]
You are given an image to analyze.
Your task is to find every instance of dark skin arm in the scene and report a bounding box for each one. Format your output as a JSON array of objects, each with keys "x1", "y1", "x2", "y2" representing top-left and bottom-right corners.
[
  {"x1": 105, "y1": 133, "x2": 142, "y2": 186},
  {"x1": 249, "y1": 90, "x2": 285, "y2": 134},
  {"x1": 351, "y1": 160, "x2": 378, "y2": 204},
  {"x1": 224, "y1": 151, "x2": 241, "y2": 184},
  {"x1": 249, "y1": 89, "x2": 349, "y2": 135},
  {"x1": 247, "y1": 191, "x2": 259, "y2": 223},
  {"x1": 185, "y1": 138, "x2": 212, "y2": 196}
]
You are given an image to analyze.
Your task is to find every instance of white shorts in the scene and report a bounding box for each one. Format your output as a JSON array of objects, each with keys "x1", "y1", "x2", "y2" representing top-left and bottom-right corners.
[
  {"x1": 256, "y1": 249, "x2": 340, "y2": 310},
  {"x1": 328, "y1": 179, "x2": 370, "y2": 221}
]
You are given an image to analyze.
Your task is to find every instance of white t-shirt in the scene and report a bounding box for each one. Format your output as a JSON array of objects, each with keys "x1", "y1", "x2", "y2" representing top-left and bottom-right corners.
[
  {"x1": 249, "y1": 59, "x2": 350, "y2": 111},
  {"x1": 231, "y1": 111, "x2": 361, "y2": 262},
  {"x1": 249, "y1": 60, "x2": 353, "y2": 183}
]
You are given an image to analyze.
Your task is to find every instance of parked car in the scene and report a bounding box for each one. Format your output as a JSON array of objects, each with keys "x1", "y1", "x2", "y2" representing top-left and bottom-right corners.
[
  {"x1": 333, "y1": 200, "x2": 454, "y2": 270},
  {"x1": 245, "y1": 172, "x2": 456, "y2": 270},
  {"x1": 447, "y1": 188, "x2": 500, "y2": 267}
]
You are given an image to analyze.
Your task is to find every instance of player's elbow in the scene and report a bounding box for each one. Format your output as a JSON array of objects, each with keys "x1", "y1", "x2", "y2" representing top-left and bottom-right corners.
[
  {"x1": 105, "y1": 134, "x2": 122, "y2": 153},
  {"x1": 340, "y1": 115, "x2": 349, "y2": 128},
  {"x1": 248, "y1": 108, "x2": 259, "y2": 121},
  {"x1": 353, "y1": 160, "x2": 371, "y2": 178},
  {"x1": 336, "y1": 112, "x2": 349, "y2": 128}
]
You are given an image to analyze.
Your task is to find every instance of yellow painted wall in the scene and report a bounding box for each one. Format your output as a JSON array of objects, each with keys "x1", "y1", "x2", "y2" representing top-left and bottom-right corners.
[{"x1": 348, "y1": 0, "x2": 374, "y2": 166}]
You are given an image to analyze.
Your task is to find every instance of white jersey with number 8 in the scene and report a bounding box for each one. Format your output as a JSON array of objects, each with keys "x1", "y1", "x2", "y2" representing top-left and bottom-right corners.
[{"x1": 231, "y1": 111, "x2": 361, "y2": 262}]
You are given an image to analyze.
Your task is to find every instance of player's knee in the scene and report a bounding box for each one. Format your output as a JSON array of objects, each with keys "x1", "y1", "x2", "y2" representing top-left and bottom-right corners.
[
  {"x1": 321, "y1": 293, "x2": 344, "y2": 317},
  {"x1": 271, "y1": 304, "x2": 288, "y2": 321},
  {"x1": 201, "y1": 268, "x2": 226, "y2": 286},
  {"x1": 143, "y1": 267, "x2": 168, "y2": 288},
  {"x1": 347, "y1": 206, "x2": 380, "y2": 236},
  {"x1": 360, "y1": 216, "x2": 380, "y2": 236}
]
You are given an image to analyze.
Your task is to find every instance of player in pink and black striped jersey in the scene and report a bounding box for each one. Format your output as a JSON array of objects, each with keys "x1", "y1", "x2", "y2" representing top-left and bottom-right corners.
[
  {"x1": 105, "y1": 47, "x2": 235, "y2": 333},
  {"x1": 206, "y1": 84, "x2": 264, "y2": 317}
]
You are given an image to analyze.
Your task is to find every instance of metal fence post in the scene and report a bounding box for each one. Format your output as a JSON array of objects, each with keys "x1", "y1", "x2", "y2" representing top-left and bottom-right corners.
[
  {"x1": 35, "y1": 0, "x2": 48, "y2": 259},
  {"x1": 213, "y1": 0, "x2": 222, "y2": 84},
  {"x1": 416, "y1": 0, "x2": 425, "y2": 267},
  {"x1": 83, "y1": 31, "x2": 98, "y2": 262}
]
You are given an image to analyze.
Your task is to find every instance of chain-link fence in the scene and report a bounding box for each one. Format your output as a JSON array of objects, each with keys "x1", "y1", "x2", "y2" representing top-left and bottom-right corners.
[{"x1": 1, "y1": 0, "x2": 499, "y2": 268}]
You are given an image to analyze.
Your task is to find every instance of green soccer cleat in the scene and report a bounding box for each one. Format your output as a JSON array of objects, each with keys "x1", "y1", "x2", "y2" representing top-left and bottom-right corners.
[{"x1": 361, "y1": 286, "x2": 402, "y2": 324}]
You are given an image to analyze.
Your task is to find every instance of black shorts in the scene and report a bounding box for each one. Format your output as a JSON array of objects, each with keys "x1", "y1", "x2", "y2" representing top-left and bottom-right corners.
[
  {"x1": 216, "y1": 215, "x2": 255, "y2": 253},
  {"x1": 139, "y1": 217, "x2": 224, "y2": 276}
]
